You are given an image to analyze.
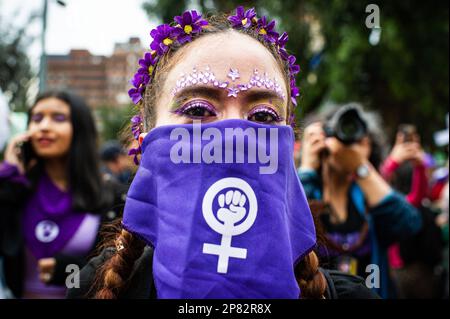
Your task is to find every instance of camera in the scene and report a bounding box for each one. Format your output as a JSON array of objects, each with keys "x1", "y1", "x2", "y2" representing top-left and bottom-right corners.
[
  {"x1": 398, "y1": 124, "x2": 417, "y2": 143},
  {"x1": 323, "y1": 104, "x2": 368, "y2": 145}
]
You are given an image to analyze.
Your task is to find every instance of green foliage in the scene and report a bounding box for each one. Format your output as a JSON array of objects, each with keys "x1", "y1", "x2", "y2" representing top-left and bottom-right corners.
[
  {"x1": 141, "y1": 0, "x2": 449, "y2": 148},
  {"x1": 95, "y1": 105, "x2": 135, "y2": 143},
  {"x1": 0, "y1": 12, "x2": 35, "y2": 112}
]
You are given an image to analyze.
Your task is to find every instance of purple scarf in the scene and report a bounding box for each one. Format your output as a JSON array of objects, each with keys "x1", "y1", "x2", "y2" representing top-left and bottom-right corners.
[
  {"x1": 122, "y1": 119, "x2": 316, "y2": 298},
  {"x1": 22, "y1": 173, "x2": 88, "y2": 259}
]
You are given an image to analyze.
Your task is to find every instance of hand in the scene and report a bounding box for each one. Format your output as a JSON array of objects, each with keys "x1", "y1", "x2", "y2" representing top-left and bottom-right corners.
[
  {"x1": 389, "y1": 132, "x2": 421, "y2": 164},
  {"x1": 217, "y1": 190, "x2": 247, "y2": 225},
  {"x1": 4, "y1": 132, "x2": 31, "y2": 174},
  {"x1": 300, "y1": 122, "x2": 327, "y2": 170},
  {"x1": 38, "y1": 258, "x2": 56, "y2": 284},
  {"x1": 325, "y1": 137, "x2": 367, "y2": 174}
]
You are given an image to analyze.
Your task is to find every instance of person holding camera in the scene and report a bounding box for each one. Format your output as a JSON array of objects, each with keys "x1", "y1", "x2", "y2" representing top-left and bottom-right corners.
[
  {"x1": 298, "y1": 103, "x2": 422, "y2": 298},
  {"x1": 0, "y1": 91, "x2": 125, "y2": 298},
  {"x1": 380, "y1": 126, "x2": 445, "y2": 298}
]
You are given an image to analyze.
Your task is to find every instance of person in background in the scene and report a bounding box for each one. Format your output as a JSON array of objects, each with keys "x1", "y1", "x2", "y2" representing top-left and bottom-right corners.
[
  {"x1": 0, "y1": 91, "x2": 125, "y2": 298},
  {"x1": 379, "y1": 124, "x2": 447, "y2": 298},
  {"x1": 100, "y1": 140, "x2": 134, "y2": 186},
  {"x1": 298, "y1": 103, "x2": 422, "y2": 298}
]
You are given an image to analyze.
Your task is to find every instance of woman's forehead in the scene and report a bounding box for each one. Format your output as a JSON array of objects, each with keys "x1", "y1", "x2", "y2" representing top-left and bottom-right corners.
[
  {"x1": 164, "y1": 31, "x2": 287, "y2": 93},
  {"x1": 33, "y1": 98, "x2": 70, "y2": 113}
]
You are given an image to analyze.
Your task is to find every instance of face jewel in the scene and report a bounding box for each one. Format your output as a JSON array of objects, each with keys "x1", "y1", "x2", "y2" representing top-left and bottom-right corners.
[
  {"x1": 227, "y1": 86, "x2": 240, "y2": 97},
  {"x1": 171, "y1": 66, "x2": 285, "y2": 101},
  {"x1": 227, "y1": 68, "x2": 240, "y2": 81}
]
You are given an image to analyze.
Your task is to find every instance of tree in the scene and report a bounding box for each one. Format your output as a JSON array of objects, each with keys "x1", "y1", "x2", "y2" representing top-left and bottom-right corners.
[{"x1": 0, "y1": 10, "x2": 35, "y2": 112}]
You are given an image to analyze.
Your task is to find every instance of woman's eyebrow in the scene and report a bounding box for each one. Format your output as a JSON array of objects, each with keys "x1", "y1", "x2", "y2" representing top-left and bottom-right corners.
[
  {"x1": 243, "y1": 90, "x2": 287, "y2": 113},
  {"x1": 173, "y1": 86, "x2": 222, "y2": 101}
]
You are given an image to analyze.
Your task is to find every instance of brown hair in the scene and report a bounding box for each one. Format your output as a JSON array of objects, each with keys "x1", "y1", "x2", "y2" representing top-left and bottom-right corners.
[{"x1": 93, "y1": 13, "x2": 326, "y2": 299}]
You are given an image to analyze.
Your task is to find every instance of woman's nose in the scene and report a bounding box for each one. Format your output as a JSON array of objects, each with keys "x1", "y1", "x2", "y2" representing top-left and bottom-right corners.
[
  {"x1": 37, "y1": 116, "x2": 52, "y2": 130},
  {"x1": 221, "y1": 104, "x2": 245, "y2": 120}
]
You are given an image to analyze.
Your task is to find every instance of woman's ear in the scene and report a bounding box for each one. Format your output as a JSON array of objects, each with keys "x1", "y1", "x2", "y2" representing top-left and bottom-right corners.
[{"x1": 139, "y1": 133, "x2": 148, "y2": 145}]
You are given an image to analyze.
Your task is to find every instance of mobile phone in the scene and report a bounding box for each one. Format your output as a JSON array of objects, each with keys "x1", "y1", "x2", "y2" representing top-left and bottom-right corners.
[
  {"x1": 398, "y1": 124, "x2": 417, "y2": 143},
  {"x1": 19, "y1": 140, "x2": 36, "y2": 168}
]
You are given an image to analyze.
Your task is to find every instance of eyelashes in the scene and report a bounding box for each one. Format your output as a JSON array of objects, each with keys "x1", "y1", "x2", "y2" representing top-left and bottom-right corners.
[
  {"x1": 173, "y1": 99, "x2": 283, "y2": 124},
  {"x1": 247, "y1": 105, "x2": 284, "y2": 123},
  {"x1": 172, "y1": 99, "x2": 217, "y2": 120}
]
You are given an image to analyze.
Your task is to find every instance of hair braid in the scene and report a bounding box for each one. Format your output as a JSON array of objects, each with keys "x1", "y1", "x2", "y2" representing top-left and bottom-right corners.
[
  {"x1": 92, "y1": 227, "x2": 145, "y2": 299},
  {"x1": 296, "y1": 251, "x2": 327, "y2": 299}
]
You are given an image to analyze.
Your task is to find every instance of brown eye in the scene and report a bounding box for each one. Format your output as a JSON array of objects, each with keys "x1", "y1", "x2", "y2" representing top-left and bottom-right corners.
[
  {"x1": 185, "y1": 106, "x2": 212, "y2": 118},
  {"x1": 247, "y1": 105, "x2": 283, "y2": 124},
  {"x1": 174, "y1": 100, "x2": 217, "y2": 120},
  {"x1": 249, "y1": 112, "x2": 276, "y2": 123}
]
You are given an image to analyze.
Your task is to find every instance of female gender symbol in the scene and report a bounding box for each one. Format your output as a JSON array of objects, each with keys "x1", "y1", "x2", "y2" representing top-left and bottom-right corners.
[{"x1": 202, "y1": 177, "x2": 258, "y2": 274}]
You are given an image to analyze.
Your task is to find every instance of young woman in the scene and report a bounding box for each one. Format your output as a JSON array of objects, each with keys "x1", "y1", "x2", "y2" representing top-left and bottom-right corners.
[
  {"x1": 68, "y1": 7, "x2": 379, "y2": 299},
  {"x1": 298, "y1": 105, "x2": 423, "y2": 298},
  {"x1": 0, "y1": 91, "x2": 126, "y2": 298}
]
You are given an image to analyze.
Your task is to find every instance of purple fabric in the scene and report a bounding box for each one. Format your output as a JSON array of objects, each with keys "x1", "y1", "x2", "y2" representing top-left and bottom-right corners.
[
  {"x1": 0, "y1": 161, "x2": 30, "y2": 186},
  {"x1": 324, "y1": 231, "x2": 372, "y2": 258},
  {"x1": 23, "y1": 214, "x2": 100, "y2": 298},
  {"x1": 122, "y1": 119, "x2": 316, "y2": 299},
  {"x1": 22, "y1": 173, "x2": 88, "y2": 260}
]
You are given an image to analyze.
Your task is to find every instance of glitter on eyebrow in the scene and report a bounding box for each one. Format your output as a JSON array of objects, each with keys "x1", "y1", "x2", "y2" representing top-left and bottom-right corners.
[
  {"x1": 171, "y1": 66, "x2": 286, "y2": 100},
  {"x1": 227, "y1": 68, "x2": 240, "y2": 81}
]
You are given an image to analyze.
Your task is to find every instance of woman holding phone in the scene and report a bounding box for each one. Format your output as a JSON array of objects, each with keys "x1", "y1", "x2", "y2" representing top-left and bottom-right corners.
[{"x1": 0, "y1": 91, "x2": 125, "y2": 298}]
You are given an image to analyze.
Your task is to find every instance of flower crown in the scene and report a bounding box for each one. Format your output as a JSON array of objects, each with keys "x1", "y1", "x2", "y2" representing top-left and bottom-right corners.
[{"x1": 127, "y1": 6, "x2": 301, "y2": 164}]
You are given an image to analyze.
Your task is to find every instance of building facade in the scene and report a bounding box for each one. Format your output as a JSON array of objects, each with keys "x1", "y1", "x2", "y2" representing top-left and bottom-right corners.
[{"x1": 46, "y1": 37, "x2": 144, "y2": 108}]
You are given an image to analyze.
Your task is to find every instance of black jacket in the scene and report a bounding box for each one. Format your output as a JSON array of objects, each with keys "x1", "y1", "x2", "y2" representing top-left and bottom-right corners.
[
  {"x1": 0, "y1": 171, "x2": 128, "y2": 298},
  {"x1": 67, "y1": 246, "x2": 380, "y2": 299}
]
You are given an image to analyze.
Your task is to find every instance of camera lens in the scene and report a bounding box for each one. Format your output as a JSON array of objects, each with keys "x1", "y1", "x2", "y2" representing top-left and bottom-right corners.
[
  {"x1": 335, "y1": 108, "x2": 367, "y2": 144},
  {"x1": 339, "y1": 113, "x2": 362, "y2": 138}
]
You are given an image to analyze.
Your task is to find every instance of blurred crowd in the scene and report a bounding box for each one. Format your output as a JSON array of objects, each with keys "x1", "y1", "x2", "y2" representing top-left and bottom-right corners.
[{"x1": 0, "y1": 91, "x2": 448, "y2": 299}]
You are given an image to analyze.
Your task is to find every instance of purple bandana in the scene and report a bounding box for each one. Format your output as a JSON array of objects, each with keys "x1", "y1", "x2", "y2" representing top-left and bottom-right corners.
[
  {"x1": 122, "y1": 119, "x2": 316, "y2": 298},
  {"x1": 22, "y1": 173, "x2": 88, "y2": 259}
]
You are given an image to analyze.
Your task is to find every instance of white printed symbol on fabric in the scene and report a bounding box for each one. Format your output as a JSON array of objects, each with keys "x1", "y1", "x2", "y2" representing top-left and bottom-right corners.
[
  {"x1": 35, "y1": 220, "x2": 59, "y2": 243},
  {"x1": 202, "y1": 177, "x2": 258, "y2": 274}
]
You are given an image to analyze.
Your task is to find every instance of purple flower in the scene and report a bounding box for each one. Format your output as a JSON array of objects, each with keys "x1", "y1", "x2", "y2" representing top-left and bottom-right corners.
[
  {"x1": 128, "y1": 87, "x2": 144, "y2": 105},
  {"x1": 128, "y1": 146, "x2": 142, "y2": 165},
  {"x1": 128, "y1": 73, "x2": 148, "y2": 105},
  {"x1": 137, "y1": 52, "x2": 158, "y2": 77},
  {"x1": 277, "y1": 32, "x2": 289, "y2": 60},
  {"x1": 290, "y1": 78, "x2": 300, "y2": 106},
  {"x1": 257, "y1": 16, "x2": 279, "y2": 43},
  {"x1": 175, "y1": 10, "x2": 208, "y2": 44},
  {"x1": 287, "y1": 55, "x2": 300, "y2": 75},
  {"x1": 228, "y1": 6, "x2": 256, "y2": 29},
  {"x1": 150, "y1": 24, "x2": 182, "y2": 55},
  {"x1": 130, "y1": 115, "x2": 142, "y2": 140}
]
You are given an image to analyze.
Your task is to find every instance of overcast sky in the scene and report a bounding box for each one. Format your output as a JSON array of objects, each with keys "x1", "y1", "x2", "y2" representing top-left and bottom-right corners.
[{"x1": 1, "y1": 0, "x2": 158, "y2": 69}]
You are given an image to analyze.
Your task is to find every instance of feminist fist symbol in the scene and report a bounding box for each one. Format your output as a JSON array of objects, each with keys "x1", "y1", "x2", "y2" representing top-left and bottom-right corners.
[
  {"x1": 217, "y1": 190, "x2": 247, "y2": 225},
  {"x1": 202, "y1": 178, "x2": 258, "y2": 274}
]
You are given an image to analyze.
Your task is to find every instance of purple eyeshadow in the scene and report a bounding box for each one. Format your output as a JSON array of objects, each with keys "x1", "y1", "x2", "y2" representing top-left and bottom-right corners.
[
  {"x1": 173, "y1": 99, "x2": 217, "y2": 119},
  {"x1": 248, "y1": 105, "x2": 283, "y2": 123},
  {"x1": 53, "y1": 114, "x2": 68, "y2": 122},
  {"x1": 30, "y1": 114, "x2": 43, "y2": 123}
]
